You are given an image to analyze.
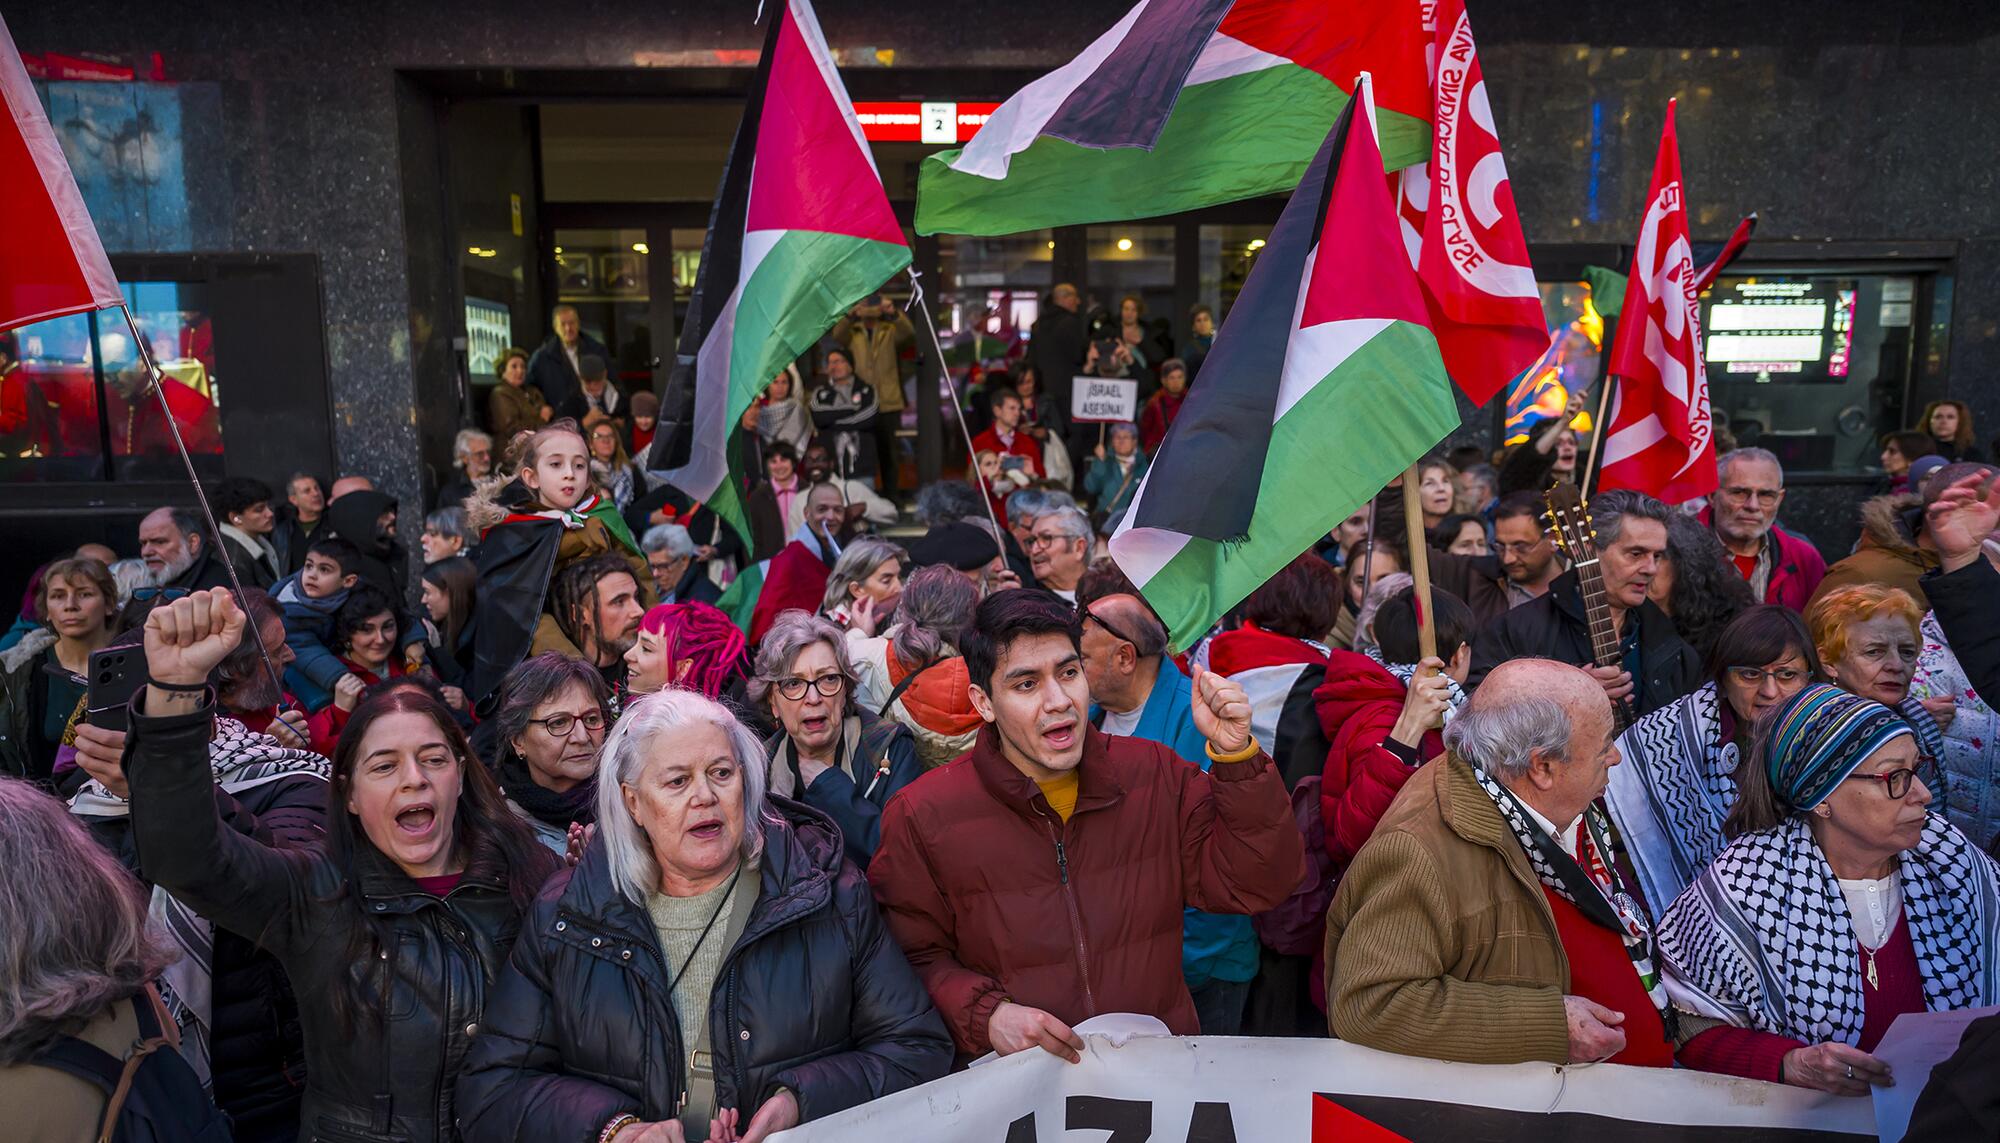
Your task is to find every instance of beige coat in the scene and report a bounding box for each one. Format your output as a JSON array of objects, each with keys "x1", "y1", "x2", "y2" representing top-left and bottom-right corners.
[
  {"x1": 0, "y1": 996, "x2": 142, "y2": 1143},
  {"x1": 1323, "y1": 754, "x2": 1571, "y2": 1064},
  {"x1": 832, "y1": 312, "x2": 914, "y2": 412}
]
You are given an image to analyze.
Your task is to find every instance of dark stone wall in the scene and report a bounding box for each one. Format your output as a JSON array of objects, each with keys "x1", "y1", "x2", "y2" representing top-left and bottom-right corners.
[{"x1": 17, "y1": 1, "x2": 2000, "y2": 544}]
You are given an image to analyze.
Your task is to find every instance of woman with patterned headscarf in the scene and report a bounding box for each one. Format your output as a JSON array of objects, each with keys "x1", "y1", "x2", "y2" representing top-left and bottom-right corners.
[{"x1": 1657, "y1": 684, "x2": 2000, "y2": 1096}]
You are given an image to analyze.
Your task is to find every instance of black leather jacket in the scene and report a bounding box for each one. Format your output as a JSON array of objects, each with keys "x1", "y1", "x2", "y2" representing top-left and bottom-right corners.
[
  {"x1": 455, "y1": 797, "x2": 951, "y2": 1139},
  {"x1": 125, "y1": 699, "x2": 557, "y2": 1143}
]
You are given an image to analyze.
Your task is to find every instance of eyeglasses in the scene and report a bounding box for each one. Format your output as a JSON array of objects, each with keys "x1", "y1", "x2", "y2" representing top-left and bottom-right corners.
[
  {"x1": 1493, "y1": 540, "x2": 1547, "y2": 557},
  {"x1": 528, "y1": 710, "x2": 608, "y2": 738},
  {"x1": 775, "y1": 674, "x2": 846, "y2": 701},
  {"x1": 1720, "y1": 486, "x2": 1783, "y2": 505},
  {"x1": 130, "y1": 587, "x2": 190, "y2": 603},
  {"x1": 1028, "y1": 532, "x2": 1075, "y2": 550},
  {"x1": 1084, "y1": 609, "x2": 1139, "y2": 650},
  {"x1": 1845, "y1": 760, "x2": 1932, "y2": 800},
  {"x1": 1725, "y1": 665, "x2": 1810, "y2": 686}
]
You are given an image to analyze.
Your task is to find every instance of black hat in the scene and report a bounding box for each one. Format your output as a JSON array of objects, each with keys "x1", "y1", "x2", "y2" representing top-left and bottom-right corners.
[
  {"x1": 906, "y1": 521, "x2": 1000, "y2": 572},
  {"x1": 579, "y1": 354, "x2": 608, "y2": 382}
]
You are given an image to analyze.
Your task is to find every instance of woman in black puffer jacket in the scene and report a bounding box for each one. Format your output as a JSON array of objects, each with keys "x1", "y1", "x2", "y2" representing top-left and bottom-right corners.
[
  {"x1": 124, "y1": 589, "x2": 559, "y2": 1143},
  {"x1": 456, "y1": 687, "x2": 951, "y2": 1143}
]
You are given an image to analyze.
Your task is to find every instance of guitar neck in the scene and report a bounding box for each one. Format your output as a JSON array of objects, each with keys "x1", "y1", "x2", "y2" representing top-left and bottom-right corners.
[{"x1": 1571, "y1": 556, "x2": 1624, "y2": 671}]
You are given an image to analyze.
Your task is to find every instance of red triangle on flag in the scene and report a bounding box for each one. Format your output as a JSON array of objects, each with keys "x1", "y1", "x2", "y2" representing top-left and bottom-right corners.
[
  {"x1": 1298, "y1": 89, "x2": 1429, "y2": 331},
  {"x1": 745, "y1": 0, "x2": 906, "y2": 247},
  {"x1": 1311, "y1": 1093, "x2": 1416, "y2": 1143}
]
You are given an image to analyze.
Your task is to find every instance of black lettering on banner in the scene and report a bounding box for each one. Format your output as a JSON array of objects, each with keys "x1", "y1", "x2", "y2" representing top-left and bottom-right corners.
[
  {"x1": 1005, "y1": 1112, "x2": 1037, "y2": 1143},
  {"x1": 1185, "y1": 1102, "x2": 1238, "y2": 1143},
  {"x1": 1067, "y1": 1095, "x2": 1152, "y2": 1141}
]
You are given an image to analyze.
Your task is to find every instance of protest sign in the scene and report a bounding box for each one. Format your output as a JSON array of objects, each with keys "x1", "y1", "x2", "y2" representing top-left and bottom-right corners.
[
  {"x1": 773, "y1": 1028, "x2": 1873, "y2": 1141},
  {"x1": 1072, "y1": 376, "x2": 1138, "y2": 423}
]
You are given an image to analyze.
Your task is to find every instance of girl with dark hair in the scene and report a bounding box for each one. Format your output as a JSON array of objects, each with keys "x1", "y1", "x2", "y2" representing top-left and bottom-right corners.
[
  {"x1": 419, "y1": 556, "x2": 477, "y2": 691},
  {"x1": 306, "y1": 584, "x2": 409, "y2": 753},
  {"x1": 1649, "y1": 510, "x2": 1758, "y2": 665},
  {"x1": 123, "y1": 588, "x2": 559, "y2": 1142},
  {"x1": 1605, "y1": 604, "x2": 1824, "y2": 909}
]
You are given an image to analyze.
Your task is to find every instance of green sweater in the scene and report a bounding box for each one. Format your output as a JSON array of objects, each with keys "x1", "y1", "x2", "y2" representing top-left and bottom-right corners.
[{"x1": 646, "y1": 857, "x2": 760, "y2": 1139}]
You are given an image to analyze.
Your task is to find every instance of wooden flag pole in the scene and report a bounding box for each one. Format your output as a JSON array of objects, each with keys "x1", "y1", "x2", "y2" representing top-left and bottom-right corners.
[
  {"x1": 1579, "y1": 376, "x2": 1617, "y2": 496},
  {"x1": 1398, "y1": 462, "x2": 1438, "y2": 663}
]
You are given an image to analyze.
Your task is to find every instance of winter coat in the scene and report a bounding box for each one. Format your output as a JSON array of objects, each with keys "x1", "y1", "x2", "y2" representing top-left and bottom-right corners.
[
  {"x1": 1468, "y1": 569, "x2": 1701, "y2": 718},
  {"x1": 846, "y1": 634, "x2": 984, "y2": 769},
  {"x1": 1813, "y1": 492, "x2": 1938, "y2": 610},
  {"x1": 275, "y1": 571, "x2": 350, "y2": 712},
  {"x1": 1926, "y1": 558, "x2": 2000, "y2": 713},
  {"x1": 486, "y1": 381, "x2": 548, "y2": 443},
  {"x1": 1693, "y1": 505, "x2": 1827, "y2": 610},
  {"x1": 1913, "y1": 611, "x2": 2000, "y2": 851},
  {"x1": 867, "y1": 724, "x2": 1304, "y2": 1057},
  {"x1": 526, "y1": 331, "x2": 612, "y2": 415},
  {"x1": 1313, "y1": 649, "x2": 1444, "y2": 867},
  {"x1": 1137, "y1": 389, "x2": 1185, "y2": 454},
  {"x1": 271, "y1": 504, "x2": 324, "y2": 577},
  {"x1": 831, "y1": 313, "x2": 914, "y2": 412},
  {"x1": 220, "y1": 524, "x2": 281, "y2": 591},
  {"x1": 1026, "y1": 307, "x2": 1088, "y2": 413},
  {"x1": 764, "y1": 709, "x2": 923, "y2": 869},
  {"x1": 322, "y1": 489, "x2": 410, "y2": 602},
  {"x1": 125, "y1": 698, "x2": 557, "y2": 1143},
  {"x1": 1083, "y1": 451, "x2": 1148, "y2": 519},
  {"x1": 455, "y1": 798, "x2": 951, "y2": 1138},
  {"x1": 0, "y1": 626, "x2": 56, "y2": 782},
  {"x1": 1322, "y1": 755, "x2": 1572, "y2": 1065}
]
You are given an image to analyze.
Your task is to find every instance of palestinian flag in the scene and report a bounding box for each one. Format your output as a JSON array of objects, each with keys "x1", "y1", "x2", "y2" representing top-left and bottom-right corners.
[
  {"x1": 645, "y1": 0, "x2": 909, "y2": 548},
  {"x1": 913, "y1": 0, "x2": 1431, "y2": 237},
  {"x1": 1109, "y1": 78, "x2": 1458, "y2": 650}
]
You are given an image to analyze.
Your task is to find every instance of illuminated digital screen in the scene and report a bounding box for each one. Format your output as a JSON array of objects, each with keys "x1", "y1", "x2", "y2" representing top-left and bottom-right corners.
[{"x1": 1700, "y1": 279, "x2": 1852, "y2": 384}]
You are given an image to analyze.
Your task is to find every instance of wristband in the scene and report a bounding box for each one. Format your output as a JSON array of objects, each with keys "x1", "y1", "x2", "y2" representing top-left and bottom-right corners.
[
  {"x1": 146, "y1": 678, "x2": 209, "y2": 694},
  {"x1": 1205, "y1": 736, "x2": 1261, "y2": 765},
  {"x1": 599, "y1": 1113, "x2": 640, "y2": 1143}
]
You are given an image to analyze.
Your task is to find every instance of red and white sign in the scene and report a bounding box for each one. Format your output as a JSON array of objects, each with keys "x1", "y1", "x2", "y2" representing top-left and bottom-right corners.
[
  {"x1": 852, "y1": 101, "x2": 998, "y2": 144},
  {"x1": 1601, "y1": 98, "x2": 1718, "y2": 505},
  {"x1": 1393, "y1": 0, "x2": 1547, "y2": 406}
]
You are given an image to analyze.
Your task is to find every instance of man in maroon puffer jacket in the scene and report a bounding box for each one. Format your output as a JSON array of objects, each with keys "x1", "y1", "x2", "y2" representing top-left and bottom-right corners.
[{"x1": 869, "y1": 588, "x2": 1304, "y2": 1063}]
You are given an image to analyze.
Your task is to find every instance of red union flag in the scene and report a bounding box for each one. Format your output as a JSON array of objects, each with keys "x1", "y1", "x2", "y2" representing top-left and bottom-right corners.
[
  {"x1": 1601, "y1": 99, "x2": 1717, "y2": 504},
  {"x1": 1393, "y1": 0, "x2": 1547, "y2": 406},
  {"x1": 0, "y1": 13, "x2": 121, "y2": 331}
]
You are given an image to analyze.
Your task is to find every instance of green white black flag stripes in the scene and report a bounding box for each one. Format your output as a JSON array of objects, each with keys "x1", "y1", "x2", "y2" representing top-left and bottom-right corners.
[
  {"x1": 647, "y1": 0, "x2": 909, "y2": 547},
  {"x1": 1109, "y1": 79, "x2": 1458, "y2": 650}
]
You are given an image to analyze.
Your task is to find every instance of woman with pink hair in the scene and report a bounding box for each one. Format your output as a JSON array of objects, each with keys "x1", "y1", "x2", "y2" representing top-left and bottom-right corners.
[{"x1": 622, "y1": 601, "x2": 749, "y2": 703}]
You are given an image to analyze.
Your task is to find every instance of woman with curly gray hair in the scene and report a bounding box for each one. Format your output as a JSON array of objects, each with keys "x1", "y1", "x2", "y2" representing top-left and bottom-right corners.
[
  {"x1": 0, "y1": 777, "x2": 225, "y2": 1137},
  {"x1": 457, "y1": 687, "x2": 950, "y2": 1143},
  {"x1": 750, "y1": 611, "x2": 921, "y2": 868}
]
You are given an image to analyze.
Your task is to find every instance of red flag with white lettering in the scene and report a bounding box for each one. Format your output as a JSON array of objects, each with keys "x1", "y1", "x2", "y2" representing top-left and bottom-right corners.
[
  {"x1": 1393, "y1": 0, "x2": 1547, "y2": 406},
  {"x1": 0, "y1": 13, "x2": 122, "y2": 331},
  {"x1": 1600, "y1": 100, "x2": 1717, "y2": 504}
]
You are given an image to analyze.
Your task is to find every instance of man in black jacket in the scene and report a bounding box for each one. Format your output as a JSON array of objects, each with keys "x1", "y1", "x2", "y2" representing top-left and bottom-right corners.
[
  {"x1": 138, "y1": 506, "x2": 232, "y2": 592},
  {"x1": 527, "y1": 304, "x2": 612, "y2": 415},
  {"x1": 1028, "y1": 285, "x2": 1087, "y2": 421},
  {"x1": 1469, "y1": 489, "x2": 1700, "y2": 720}
]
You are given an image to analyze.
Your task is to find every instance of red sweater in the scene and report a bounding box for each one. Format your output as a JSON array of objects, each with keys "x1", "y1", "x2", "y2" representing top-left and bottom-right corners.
[
  {"x1": 1677, "y1": 914, "x2": 1925, "y2": 1082},
  {"x1": 970, "y1": 425, "x2": 1043, "y2": 480},
  {"x1": 1542, "y1": 887, "x2": 1673, "y2": 1068}
]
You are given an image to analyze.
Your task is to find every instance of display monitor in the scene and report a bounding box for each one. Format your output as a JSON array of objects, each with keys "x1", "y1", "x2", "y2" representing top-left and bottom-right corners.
[{"x1": 1701, "y1": 278, "x2": 1854, "y2": 384}]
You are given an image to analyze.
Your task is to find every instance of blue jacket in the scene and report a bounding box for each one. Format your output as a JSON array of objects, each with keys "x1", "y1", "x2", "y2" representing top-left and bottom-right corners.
[
  {"x1": 1083, "y1": 451, "x2": 1149, "y2": 518},
  {"x1": 274, "y1": 571, "x2": 350, "y2": 712},
  {"x1": 1109, "y1": 660, "x2": 1260, "y2": 988}
]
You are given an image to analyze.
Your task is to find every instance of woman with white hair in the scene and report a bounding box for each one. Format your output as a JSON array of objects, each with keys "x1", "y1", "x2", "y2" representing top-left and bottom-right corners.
[
  {"x1": 818, "y1": 537, "x2": 905, "y2": 634},
  {"x1": 751, "y1": 611, "x2": 921, "y2": 868},
  {"x1": 457, "y1": 687, "x2": 951, "y2": 1143},
  {"x1": 0, "y1": 778, "x2": 228, "y2": 1138}
]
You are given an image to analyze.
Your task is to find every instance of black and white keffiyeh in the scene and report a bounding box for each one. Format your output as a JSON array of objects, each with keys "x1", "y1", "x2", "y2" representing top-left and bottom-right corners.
[
  {"x1": 1657, "y1": 814, "x2": 2000, "y2": 1045},
  {"x1": 1365, "y1": 647, "x2": 1469, "y2": 726},
  {"x1": 1468, "y1": 760, "x2": 1675, "y2": 1034},
  {"x1": 1604, "y1": 682, "x2": 1739, "y2": 911},
  {"x1": 68, "y1": 716, "x2": 329, "y2": 1088}
]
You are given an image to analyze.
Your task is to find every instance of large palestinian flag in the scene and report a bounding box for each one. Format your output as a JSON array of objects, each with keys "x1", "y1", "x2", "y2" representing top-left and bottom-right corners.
[
  {"x1": 1109, "y1": 80, "x2": 1459, "y2": 650},
  {"x1": 645, "y1": 0, "x2": 909, "y2": 548},
  {"x1": 913, "y1": 0, "x2": 1432, "y2": 237}
]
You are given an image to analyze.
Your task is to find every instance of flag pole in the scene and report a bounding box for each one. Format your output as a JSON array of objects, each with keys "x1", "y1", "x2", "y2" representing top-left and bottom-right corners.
[
  {"x1": 1579, "y1": 375, "x2": 1617, "y2": 496},
  {"x1": 1397, "y1": 462, "x2": 1438, "y2": 662},
  {"x1": 115, "y1": 304, "x2": 297, "y2": 734},
  {"x1": 904, "y1": 269, "x2": 1007, "y2": 544}
]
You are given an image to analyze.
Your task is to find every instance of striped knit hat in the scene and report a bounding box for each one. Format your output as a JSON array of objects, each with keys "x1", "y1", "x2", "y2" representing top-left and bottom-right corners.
[{"x1": 1766, "y1": 683, "x2": 1913, "y2": 812}]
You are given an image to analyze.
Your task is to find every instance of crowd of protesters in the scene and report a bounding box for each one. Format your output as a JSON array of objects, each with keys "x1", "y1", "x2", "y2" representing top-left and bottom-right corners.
[{"x1": 3, "y1": 291, "x2": 1999, "y2": 1142}]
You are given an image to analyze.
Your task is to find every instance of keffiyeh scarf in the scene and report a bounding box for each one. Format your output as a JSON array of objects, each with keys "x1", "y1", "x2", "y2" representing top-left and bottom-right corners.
[
  {"x1": 1365, "y1": 647, "x2": 1469, "y2": 727},
  {"x1": 1469, "y1": 761, "x2": 1676, "y2": 1036},
  {"x1": 69, "y1": 716, "x2": 329, "y2": 1088},
  {"x1": 1657, "y1": 814, "x2": 2000, "y2": 1045},
  {"x1": 1604, "y1": 683, "x2": 1739, "y2": 911}
]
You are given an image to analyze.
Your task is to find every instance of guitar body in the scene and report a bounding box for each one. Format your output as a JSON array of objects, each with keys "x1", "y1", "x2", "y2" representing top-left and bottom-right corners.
[{"x1": 1543, "y1": 484, "x2": 1636, "y2": 732}]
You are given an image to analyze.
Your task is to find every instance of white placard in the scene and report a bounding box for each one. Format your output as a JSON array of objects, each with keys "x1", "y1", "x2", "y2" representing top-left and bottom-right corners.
[
  {"x1": 1071, "y1": 376, "x2": 1138, "y2": 423},
  {"x1": 920, "y1": 101, "x2": 958, "y2": 144}
]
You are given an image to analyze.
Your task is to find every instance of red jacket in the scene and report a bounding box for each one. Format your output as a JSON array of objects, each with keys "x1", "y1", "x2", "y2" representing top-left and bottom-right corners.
[
  {"x1": 868, "y1": 724, "x2": 1304, "y2": 1057},
  {"x1": 1695, "y1": 506, "x2": 1827, "y2": 611},
  {"x1": 1138, "y1": 389, "x2": 1186, "y2": 453},
  {"x1": 1314, "y1": 650, "x2": 1443, "y2": 867},
  {"x1": 969, "y1": 425, "x2": 1043, "y2": 480}
]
